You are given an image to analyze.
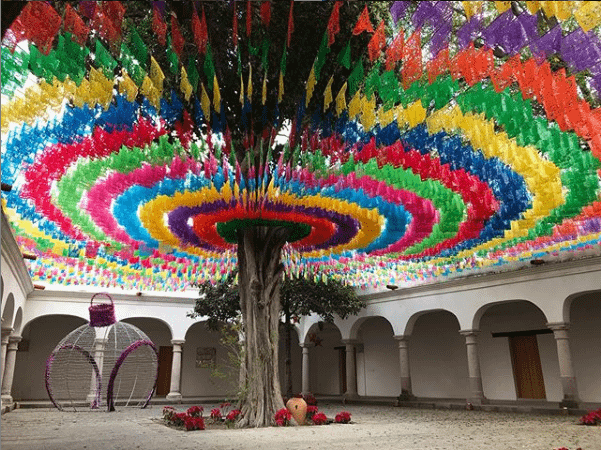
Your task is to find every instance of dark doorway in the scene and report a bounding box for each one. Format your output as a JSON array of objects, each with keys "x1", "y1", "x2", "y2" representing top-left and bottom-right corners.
[
  {"x1": 338, "y1": 347, "x2": 346, "y2": 394},
  {"x1": 509, "y1": 335, "x2": 546, "y2": 399},
  {"x1": 156, "y1": 346, "x2": 173, "y2": 396}
]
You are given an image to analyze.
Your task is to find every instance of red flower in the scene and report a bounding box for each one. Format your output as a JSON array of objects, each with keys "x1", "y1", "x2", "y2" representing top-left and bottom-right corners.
[
  {"x1": 306, "y1": 405, "x2": 319, "y2": 419},
  {"x1": 579, "y1": 408, "x2": 601, "y2": 425},
  {"x1": 274, "y1": 408, "x2": 292, "y2": 426},
  {"x1": 312, "y1": 412, "x2": 328, "y2": 425},
  {"x1": 225, "y1": 409, "x2": 242, "y2": 426},
  {"x1": 210, "y1": 408, "x2": 222, "y2": 420},
  {"x1": 184, "y1": 416, "x2": 205, "y2": 431},
  {"x1": 186, "y1": 405, "x2": 204, "y2": 417},
  {"x1": 334, "y1": 411, "x2": 351, "y2": 424}
]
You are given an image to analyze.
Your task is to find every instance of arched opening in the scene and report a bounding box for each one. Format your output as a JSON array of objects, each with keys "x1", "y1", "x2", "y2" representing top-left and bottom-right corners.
[
  {"x1": 120, "y1": 317, "x2": 173, "y2": 397},
  {"x1": 1, "y1": 292, "x2": 15, "y2": 331},
  {"x1": 12, "y1": 307, "x2": 23, "y2": 335},
  {"x1": 182, "y1": 321, "x2": 238, "y2": 398},
  {"x1": 354, "y1": 316, "x2": 398, "y2": 397},
  {"x1": 408, "y1": 310, "x2": 467, "y2": 399},
  {"x1": 568, "y1": 290, "x2": 601, "y2": 403},
  {"x1": 305, "y1": 321, "x2": 342, "y2": 395},
  {"x1": 278, "y1": 322, "x2": 302, "y2": 396},
  {"x1": 476, "y1": 300, "x2": 557, "y2": 401},
  {"x1": 13, "y1": 315, "x2": 87, "y2": 400}
]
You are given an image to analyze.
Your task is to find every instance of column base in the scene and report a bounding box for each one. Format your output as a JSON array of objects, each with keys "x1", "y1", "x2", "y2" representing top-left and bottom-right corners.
[
  {"x1": 396, "y1": 389, "x2": 415, "y2": 402},
  {"x1": 1, "y1": 395, "x2": 13, "y2": 405},
  {"x1": 559, "y1": 398, "x2": 580, "y2": 409},
  {"x1": 467, "y1": 396, "x2": 488, "y2": 406},
  {"x1": 166, "y1": 392, "x2": 183, "y2": 402},
  {"x1": 343, "y1": 392, "x2": 359, "y2": 403}
]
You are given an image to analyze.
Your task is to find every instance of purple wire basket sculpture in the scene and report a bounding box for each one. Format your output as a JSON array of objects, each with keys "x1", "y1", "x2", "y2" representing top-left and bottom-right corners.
[{"x1": 45, "y1": 293, "x2": 159, "y2": 412}]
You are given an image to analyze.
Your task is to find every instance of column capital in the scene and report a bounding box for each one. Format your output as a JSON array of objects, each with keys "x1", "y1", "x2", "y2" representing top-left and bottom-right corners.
[
  {"x1": 340, "y1": 339, "x2": 360, "y2": 346},
  {"x1": 547, "y1": 322, "x2": 570, "y2": 332},
  {"x1": 1, "y1": 327, "x2": 13, "y2": 340},
  {"x1": 171, "y1": 339, "x2": 185, "y2": 346},
  {"x1": 393, "y1": 334, "x2": 410, "y2": 342},
  {"x1": 459, "y1": 329, "x2": 480, "y2": 337},
  {"x1": 299, "y1": 342, "x2": 314, "y2": 349},
  {"x1": 7, "y1": 336, "x2": 22, "y2": 349},
  {"x1": 94, "y1": 338, "x2": 108, "y2": 345}
]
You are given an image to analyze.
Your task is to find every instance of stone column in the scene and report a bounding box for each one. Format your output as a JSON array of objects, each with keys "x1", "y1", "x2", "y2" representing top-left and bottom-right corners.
[
  {"x1": 166, "y1": 339, "x2": 185, "y2": 402},
  {"x1": 1, "y1": 335, "x2": 21, "y2": 404},
  {"x1": 548, "y1": 322, "x2": 580, "y2": 408},
  {"x1": 87, "y1": 338, "x2": 107, "y2": 407},
  {"x1": 459, "y1": 330, "x2": 487, "y2": 405},
  {"x1": 393, "y1": 335, "x2": 415, "y2": 401},
  {"x1": 0, "y1": 327, "x2": 13, "y2": 390},
  {"x1": 341, "y1": 339, "x2": 359, "y2": 399},
  {"x1": 300, "y1": 342, "x2": 313, "y2": 395}
]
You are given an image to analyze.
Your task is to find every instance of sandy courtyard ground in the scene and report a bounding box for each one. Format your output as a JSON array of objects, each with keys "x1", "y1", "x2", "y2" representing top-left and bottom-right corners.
[{"x1": 2, "y1": 402, "x2": 600, "y2": 450}]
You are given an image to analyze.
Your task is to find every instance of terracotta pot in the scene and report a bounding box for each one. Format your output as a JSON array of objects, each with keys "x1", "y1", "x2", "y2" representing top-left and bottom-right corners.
[{"x1": 286, "y1": 397, "x2": 307, "y2": 425}]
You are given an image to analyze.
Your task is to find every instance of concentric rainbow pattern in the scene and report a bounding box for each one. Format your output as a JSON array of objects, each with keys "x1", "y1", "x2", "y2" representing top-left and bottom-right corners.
[{"x1": 1, "y1": 1, "x2": 600, "y2": 291}]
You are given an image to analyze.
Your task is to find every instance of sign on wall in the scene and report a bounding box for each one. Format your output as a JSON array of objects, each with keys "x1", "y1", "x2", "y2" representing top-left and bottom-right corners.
[{"x1": 196, "y1": 347, "x2": 216, "y2": 368}]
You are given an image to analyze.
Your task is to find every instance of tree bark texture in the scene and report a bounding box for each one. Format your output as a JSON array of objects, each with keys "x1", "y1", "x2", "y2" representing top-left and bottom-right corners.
[{"x1": 237, "y1": 226, "x2": 289, "y2": 427}]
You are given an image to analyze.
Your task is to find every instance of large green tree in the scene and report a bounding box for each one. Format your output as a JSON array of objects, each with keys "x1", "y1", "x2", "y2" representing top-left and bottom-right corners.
[{"x1": 190, "y1": 272, "x2": 365, "y2": 400}]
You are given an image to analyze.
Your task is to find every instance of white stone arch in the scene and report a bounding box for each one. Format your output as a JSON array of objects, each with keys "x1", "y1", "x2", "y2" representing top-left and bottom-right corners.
[
  {"x1": 472, "y1": 298, "x2": 550, "y2": 331},
  {"x1": 348, "y1": 314, "x2": 393, "y2": 341},
  {"x1": 563, "y1": 289, "x2": 601, "y2": 324},
  {"x1": 403, "y1": 307, "x2": 461, "y2": 337},
  {"x1": 12, "y1": 307, "x2": 23, "y2": 335},
  {"x1": 1, "y1": 275, "x2": 4, "y2": 305},
  {"x1": 120, "y1": 316, "x2": 174, "y2": 343},
  {"x1": 1, "y1": 292, "x2": 15, "y2": 330}
]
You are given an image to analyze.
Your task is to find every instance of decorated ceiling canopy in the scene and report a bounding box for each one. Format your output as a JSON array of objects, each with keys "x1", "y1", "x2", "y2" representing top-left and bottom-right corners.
[{"x1": 1, "y1": 1, "x2": 600, "y2": 292}]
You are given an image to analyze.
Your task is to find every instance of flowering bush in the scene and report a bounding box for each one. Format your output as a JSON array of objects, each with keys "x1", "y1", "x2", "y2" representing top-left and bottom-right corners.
[
  {"x1": 184, "y1": 416, "x2": 205, "y2": 431},
  {"x1": 303, "y1": 393, "x2": 318, "y2": 406},
  {"x1": 334, "y1": 411, "x2": 352, "y2": 424},
  {"x1": 554, "y1": 447, "x2": 582, "y2": 450},
  {"x1": 162, "y1": 406, "x2": 206, "y2": 431},
  {"x1": 306, "y1": 405, "x2": 319, "y2": 421},
  {"x1": 312, "y1": 412, "x2": 328, "y2": 425},
  {"x1": 274, "y1": 408, "x2": 292, "y2": 426},
  {"x1": 225, "y1": 409, "x2": 242, "y2": 427},
  {"x1": 579, "y1": 408, "x2": 601, "y2": 426},
  {"x1": 186, "y1": 405, "x2": 204, "y2": 417},
  {"x1": 210, "y1": 408, "x2": 222, "y2": 421}
]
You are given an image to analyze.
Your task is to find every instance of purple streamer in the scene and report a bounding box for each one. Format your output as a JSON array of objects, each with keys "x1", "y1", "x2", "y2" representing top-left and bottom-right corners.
[
  {"x1": 530, "y1": 25, "x2": 562, "y2": 60},
  {"x1": 390, "y1": 1, "x2": 411, "y2": 24},
  {"x1": 516, "y1": 12, "x2": 539, "y2": 41},
  {"x1": 561, "y1": 29, "x2": 601, "y2": 73},
  {"x1": 430, "y1": 23, "x2": 452, "y2": 56},
  {"x1": 457, "y1": 16, "x2": 483, "y2": 50}
]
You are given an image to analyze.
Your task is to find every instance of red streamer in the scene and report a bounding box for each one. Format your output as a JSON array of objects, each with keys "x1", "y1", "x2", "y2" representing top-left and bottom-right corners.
[
  {"x1": 326, "y1": 1, "x2": 342, "y2": 46},
  {"x1": 401, "y1": 30, "x2": 422, "y2": 89},
  {"x1": 385, "y1": 31, "x2": 404, "y2": 71},
  {"x1": 246, "y1": 1, "x2": 252, "y2": 37},
  {"x1": 232, "y1": 3, "x2": 238, "y2": 48},
  {"x1": 260, "y1": 1, "x2": 271, "y2": 28},
  {"x1": 353, "y1": 5, "x2": 374, "y2": 35},
  {"x1": 368, "y1": 20, "x2": 386, "y2": 62},
  {"x1": 63, "y1": 4, "x2": 89, "y2": 46},
  {"x1": 287, "y1": 1, "x2": 294, "y2": 47},
  {"x1": 153, "y1": 5, "x2": 167, "y2": 46},
  {"x1": 171, "y1": 15, "x2": 185, "y2": 59},
  {"x1": 8, "y1": 2, "x2": 62, "y2": 55}
]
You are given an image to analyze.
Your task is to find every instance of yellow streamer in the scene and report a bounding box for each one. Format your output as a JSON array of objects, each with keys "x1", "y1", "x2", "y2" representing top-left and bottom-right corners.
[
  {"x1": 200, "y1": 83, "x2": 211, "y2": 120},
  {"x1": 335, "y1": 82, "x2": 347, "y2": 117},
  {"x1": 213, "y1": 75, "x2": 221, "y2": 112},
  {"x1": 119, "y1": 71, "x2": 138, "y2": 102},
  {"x1": 247, "y1": 66, "x2": 253, "y2": 100},
  {"x1": 180, "y1": 67, "x2": 193, "y2": 102},
  {"x1": 149, "y1": 56, "x2": 165, "y2": 93},
  {"x1": 348, "y1": 89, "x2": 362, "y2": 119},
  {"x1": 494, "y1": 1, "x2": 511, "y2": 13},
  {"x1": 305, "y1": 65, "x2": 316, "y2": 107},
  {"x1": 323, "y1": 76, "x2": 334, "y2": 112},
  {"x1": 278, "y1": 71, "x2": 284, "y2": 104},
  {"x1": 574, "y1": 1, "x2": 601, "y2": 32},
  {"x1": 462, "y1": 1, "x2": 483, "y2": 20},
  {"x1": 262, "y1": 72, "x2": 268, "y2": 105}
]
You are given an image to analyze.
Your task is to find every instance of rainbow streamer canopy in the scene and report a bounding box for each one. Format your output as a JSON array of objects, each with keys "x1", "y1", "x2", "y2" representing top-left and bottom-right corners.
[{"x1": 1, "y1": 1, "x2": 601, "y2": 291}]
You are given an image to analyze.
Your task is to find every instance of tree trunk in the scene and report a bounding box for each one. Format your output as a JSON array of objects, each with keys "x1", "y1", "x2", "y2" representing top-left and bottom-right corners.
[
  {"x1": 284, "y1": 303, "x2": 293, "y2": 399},
  {"x1": 237, "y1": 226, "x2": 289, "y2": 427}
]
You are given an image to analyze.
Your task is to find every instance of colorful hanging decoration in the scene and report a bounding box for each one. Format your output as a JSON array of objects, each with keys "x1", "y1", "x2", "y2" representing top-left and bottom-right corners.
[{"x1": 1, "y1": 1, "x2": 600, "y2": 293}]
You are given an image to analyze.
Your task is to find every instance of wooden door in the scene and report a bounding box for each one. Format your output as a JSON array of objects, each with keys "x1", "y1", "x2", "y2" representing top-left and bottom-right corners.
[
  {"x1": 509, "y1": 335, "x2": 546, "y2": 399},
  {"x1": 156, "y1": 346, "x2": 173, "y2": 396}
]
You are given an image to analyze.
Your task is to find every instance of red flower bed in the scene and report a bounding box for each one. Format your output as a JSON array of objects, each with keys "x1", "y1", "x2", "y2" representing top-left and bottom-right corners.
[
  {"x1": 334, "y1": 411, "x2": 352, "y2": 424},
  {"x1": 312, "y1": 412, "x2": 328, "y2": 425}
]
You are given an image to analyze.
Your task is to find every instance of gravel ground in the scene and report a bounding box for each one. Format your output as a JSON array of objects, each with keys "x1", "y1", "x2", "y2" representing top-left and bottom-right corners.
[{"x1": 2, "y1": 402, "x2": 600, "y2": 450}]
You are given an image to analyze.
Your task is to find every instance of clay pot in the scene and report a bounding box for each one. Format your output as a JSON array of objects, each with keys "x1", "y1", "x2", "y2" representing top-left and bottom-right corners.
[{"x1": 286, "y1": 397, "x2": 307, "y2": 425}]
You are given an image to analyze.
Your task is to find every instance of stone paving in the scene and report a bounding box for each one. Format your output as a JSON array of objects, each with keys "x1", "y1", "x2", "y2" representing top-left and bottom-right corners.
[{"x1": 2, "y1": 402, "x2": 600, "y2": 450}]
